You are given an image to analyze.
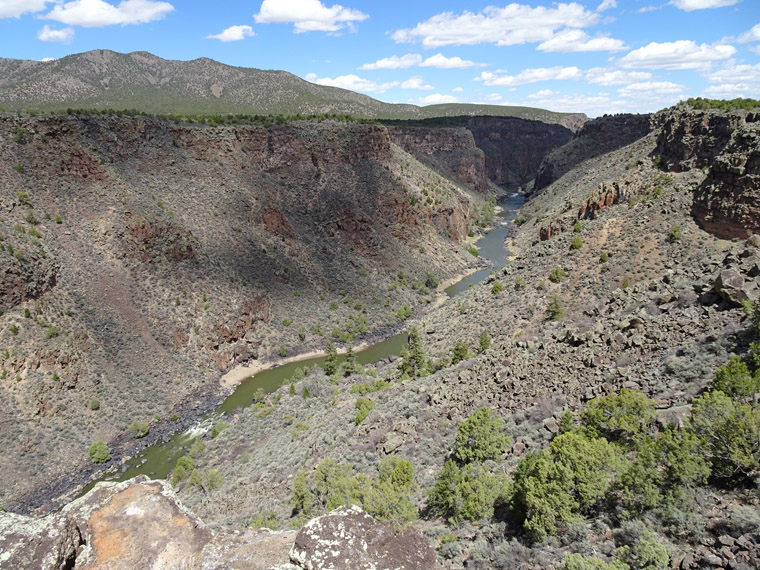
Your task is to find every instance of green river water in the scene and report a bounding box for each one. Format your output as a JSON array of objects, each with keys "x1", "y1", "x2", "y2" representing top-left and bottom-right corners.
[{"x1": 85, "y1": 192, "x2": 525, "y2": 490}]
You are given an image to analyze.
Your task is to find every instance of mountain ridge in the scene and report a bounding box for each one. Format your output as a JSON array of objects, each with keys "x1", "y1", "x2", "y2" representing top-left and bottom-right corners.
[{"x1": 0, "y1": 49, "x2": 586, "y2": 127}]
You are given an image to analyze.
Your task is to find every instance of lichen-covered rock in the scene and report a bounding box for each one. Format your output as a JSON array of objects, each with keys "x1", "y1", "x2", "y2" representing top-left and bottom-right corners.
[{"x1": 290, "y1": 505, "x2": 439, "y2": 570}]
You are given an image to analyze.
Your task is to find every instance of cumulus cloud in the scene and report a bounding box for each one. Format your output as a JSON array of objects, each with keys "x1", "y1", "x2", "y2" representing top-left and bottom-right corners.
[
  {"x1": 44, "y1": 0, "x2": 173, "y2": 27},
  {"x1": 738, "y1": 23, "x2": 760, "y2": 43},
  {"x1": 254, "y1": 0, "x2": 367, "y2": 33},
  {"x1": 412, "y1": 94, "x2": 459, "y2": 105},
  {"x1": 670, "y1": 0, "x2": 741, "y2": 11},
  {"x1": 420, "y1": 53, "x2": 486, "y2": 68},
  {"x1": 400, "y1": 76, "x2": 434, "y2": 90},
  {"x1": 703, "y1": 83, "x2": 750, "y2": 98},
  {"x1": 359, "y1": 52, "x2": 485, "y2": 70},
  {"x1": 585, "y1": 68, "x2": 653, "y2": 85},
  {"x1": 704, "y1": 63, "x2": 760, "y2": 88},
  {"x1": 537, "y1": 29, "x2": 626, "y2": 52},
  {"x1": 206, "y1": 25, "x2": 255, "y2": 42},
  {"x1": 477, "y1": 66, "x2": 582, "y2": 86},
  {"x1": 0, "y1": 0, "x2": 49, "y2": 18},
  {"x1": 617, "y1": 40, "x2": 736, "y2": 70},
  {"x1": 305, "y1": 73, "x2": 398, "y2": 93},
  {"x1": 359, "y1": 54, "x2": 422, "y2": 70},
  {"x1": 37, "y1": 25, "x2": 75, "y2": 42},
  {"x1": 452, "y1": 87, "x2": 463, "y2": 92},
  {"x1": 616, "y1": 81, "x2": 685, "y2": 98},
  {"x1": 391, "y1": 3, "x2": 599, "y2": 48}
]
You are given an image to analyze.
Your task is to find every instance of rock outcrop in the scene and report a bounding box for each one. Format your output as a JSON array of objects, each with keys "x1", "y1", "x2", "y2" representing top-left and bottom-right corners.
[
  {"x1": 290, "y1": 504, "x2": 439, "y2": 570},
  {"x1": 389, "y1": 127, "x2": 489, "y2": 192},
  {"x1": 533, "y1": 113, "x2": 652, "y2": 193},
  {"x1": 466, "y1": 116, "x2": 574, "y2": 186},
  {"x1": 0, "y1": 477, "x2": 437, "y2": 570}
]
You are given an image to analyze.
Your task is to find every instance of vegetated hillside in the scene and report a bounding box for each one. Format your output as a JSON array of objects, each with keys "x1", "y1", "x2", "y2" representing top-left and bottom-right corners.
[
  {"x1": 0, "y1": 50, "x2": 585, "y2": 127},
  {"x1": 0, "y1": 111, "x2": 505, "y2": 514},
  {"x1": 171, "y1": 105, "x2": 760, "y2": 569}
]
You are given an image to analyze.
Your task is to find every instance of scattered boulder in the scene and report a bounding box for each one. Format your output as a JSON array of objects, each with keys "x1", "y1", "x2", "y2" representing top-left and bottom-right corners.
[{"x1": 290, "y1": 504, "x2": 440, "y2": 570}]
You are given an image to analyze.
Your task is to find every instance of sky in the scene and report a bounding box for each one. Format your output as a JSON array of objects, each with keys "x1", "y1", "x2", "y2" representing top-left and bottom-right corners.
[{"x1": 0, "y1": 0, "x2": 758, "y2": 116}]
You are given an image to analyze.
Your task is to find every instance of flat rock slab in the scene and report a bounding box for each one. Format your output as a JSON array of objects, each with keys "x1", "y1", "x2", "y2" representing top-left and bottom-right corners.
[{"x1": 290, "y1": 504, "x2": 439, "y2": 570}]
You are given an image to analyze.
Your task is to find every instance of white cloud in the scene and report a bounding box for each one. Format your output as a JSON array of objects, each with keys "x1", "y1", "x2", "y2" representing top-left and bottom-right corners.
[
  {"x1": 359, "y1": 54, "x2": 422, "y2": 70},
  {"x1": 616, "y1": 81, "x2": 685, "y2": 98},
  {"x1": 703, "y1": 83, "x2": 749, "y2": 98},
  {"x1": 738, "y1": 23, "x2": 760, "y2": 43},
  {"x1": 400, "y1": 76, "x2": 434, "y2": 90},
  {"x1": 750, "y1": 45, "x2": 760, "y2": 55},
  {"x1": 40, "y1": 57, "x2": 57, "y2": 62},
  {"x1": 597, "y1": 0, "x2": 617, "y2": 12},
  {"x1": 670, "y1": 0, "x2": 741, "y2": 11},
  {"x1": 391, "y1": 3, "x2": 599, "y2": 48},
  {"x1": 527, "y1": 89, "x2": 560, "y2": 99},
  {"x1": 704, "y1": 63, "x2": 760, "y2": 87},
  {"x1": 638, "y1": 6, "x2": 658, "y2": 12},
  {"x1": 206, "y1": 25, "x2": 254, "y2": 42},
  {"x1": 37, "y1": 25, "x2": 75, "y2": 42},
  {"x1": 483, "y1": 93, "x2": 502, "y2": 101},
  {"x1": 477, "y1": 66, "x2": 582, "y2": 86},
  {"x1": 420, "y1": 53, "x2": 486, "y2": 68},
  {"x1": 538, "y1": 29, "x2": 626, "y2": 52},
  {"x1": 413, "y1": 94, "x2": 459, "y2": 105},
  {"x1": 254, "y1": 0, "x2": 367, "y2": 33},
  {"x1": 585, "y1": 68, "x2": 653, "y2": 85},
  {"x1": 44, "y1": 0, "x2": 173, "y2": 27},
  {"x1": 452, "y1": 87, "x2": 463, "y2": 92},
  {"x1": 618, "y1": 40, "x2": 736, "y2": 70},
  {"x1": 305, "y1": 73, "x2": 398, "y2": 93},
  {"x1": 0, "y1": 0, "x2": 48, "y2": 18}
]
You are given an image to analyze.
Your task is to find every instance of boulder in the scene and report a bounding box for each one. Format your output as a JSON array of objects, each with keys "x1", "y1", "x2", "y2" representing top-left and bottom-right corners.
[{"x1": 290, "y1": 504, "x2": 439, "y2": 570}]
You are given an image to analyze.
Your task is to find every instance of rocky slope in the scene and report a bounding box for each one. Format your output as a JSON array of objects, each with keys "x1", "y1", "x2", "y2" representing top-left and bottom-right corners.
[
  {"x1": 0, "y1": 112, "x2": 497, "y2": 514},
  {"x1": 166, "y1": 105, "x2": 760, "y2": 569},
  {"x1": 532, "y1": 113, "x2": 652, "y2": 193},
  {"x1": 1, "y1": 476, "x2": 438, "y2": 569},
  {"x1": 0, "y1": 50, "x2": 585, "y2": 125}
]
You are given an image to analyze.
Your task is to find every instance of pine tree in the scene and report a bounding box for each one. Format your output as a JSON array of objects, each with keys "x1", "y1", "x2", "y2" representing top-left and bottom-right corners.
[{"x1": 323, "y1": 341, "x2": 338, "y2": 376}]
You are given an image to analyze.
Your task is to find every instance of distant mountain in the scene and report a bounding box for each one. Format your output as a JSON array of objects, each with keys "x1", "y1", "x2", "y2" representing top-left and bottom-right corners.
[{"x1": 0, "y1": 50, "x2": 584, "y2": 127}]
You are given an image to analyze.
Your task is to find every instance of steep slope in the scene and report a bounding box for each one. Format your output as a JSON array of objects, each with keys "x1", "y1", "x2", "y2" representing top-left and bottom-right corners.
[
  {"x1": 0, "y1": 50, "x2": 585, "y2": 126},
  {"x1": 170, "y1": 105, "x2": 760, "y2": 569},
  {"x1": 0, "y1": 112, "x2": 485, "y2": 513}
]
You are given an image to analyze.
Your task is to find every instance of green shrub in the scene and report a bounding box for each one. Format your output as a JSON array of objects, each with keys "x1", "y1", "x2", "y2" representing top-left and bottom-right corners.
[
  {"x1": 549, "y1": 267, "x2": 565, "y2": 284},
  {"x1": 562, "y1": 554, "x2": 627, "y2": 570},
  {"x1": 545, "y1": 296, "x2": 565, "y2": 321},
  {"x1": 466, "y1": 245, "x2": 479, "y2": 257},
  {"x1": 172, "y1": 455, "x2": 194, "y2": 485},
  {"x1": 128, "y1": 420, "x2": 149, "y2": 439},
  {"x1": 282, "y1": 317, "x2": 292, "y2": 326},
  {"x1": 600, "y1": 252, "x2": 609, "y2": 263},
  {"x1": 45, "y1": 326, "x2": 60, "y2": 339},
  {"x1": 249, "y1": 509, "x2": 279, "y2": 530},
  {"x1": 450, "y1": 342, "x2": 469, "y2": 365},
  {"x1": 491, "y1": 281, "x2": 505, "y2": 294},
  {"x1": 395, "y1": 304, "x2": 412, "y2": 322},
  {"x1": 615, "y1": 531, "x2": 669, "y2": 570},
  {"x1": 478, "y1": 330, "x2": 491, "y2": 354},
  {"x1": 89, "y1": 398, "x2": 100, "y2": 411},
  {"x1": 454, "y1": 407, "x2": 510, "y2": 464},
  {"x1": 279, "y1": 344, "x2": 287, "y2": 357},
  {"x1": 581, "y1": 389, "x2": 656, "y2": 443},
  {"x1": 399, "y1": 326, "x2": 426, "y2": 378},
  {"x1": 689, "y1": 390, "x2": 760, "y2": 478},
  {"x1": 211, "y1": 420, "x2": 228, "y2": 438},
  {"x1": 512, "y1": 430, "x2": 623, "y2": 543},
  {"x1": 668, "y1": 225, "x2": 683, "y2": 242},
  {"x1": 571, "y1": 236, "x2": 583, "y2": 250},
  {"x1": 428, "y1": 460, "x2": 511, "y2": 524},
  {"x1": 712, "y1": 356, "x2": 760, "y2": 401},
  {"x1": 354, "y1": 398, "x2": 375, "y2": 424},
  {"x1": 573, "y1": 222, "x2": 583, "y2": 233},
  {"x1": 88, "y1": 441, "x2": 111, "y2": 463}
]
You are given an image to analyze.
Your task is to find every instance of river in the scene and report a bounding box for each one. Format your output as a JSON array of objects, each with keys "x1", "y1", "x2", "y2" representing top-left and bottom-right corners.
[{"x1": 83, "y1": 191, "x2": 526, "y2": 490}]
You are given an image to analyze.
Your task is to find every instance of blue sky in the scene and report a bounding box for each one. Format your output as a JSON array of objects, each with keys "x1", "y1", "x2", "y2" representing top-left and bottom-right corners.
[{"x1": 0, "y1": 0, "x2": 758, "y2": 116}]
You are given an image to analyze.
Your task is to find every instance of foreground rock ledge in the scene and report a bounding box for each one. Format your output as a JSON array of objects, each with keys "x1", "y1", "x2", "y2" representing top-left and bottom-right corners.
[{"x1": 0, "y1": 476, "x2": 438, "y2": 570}]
